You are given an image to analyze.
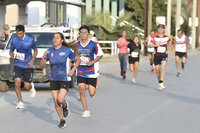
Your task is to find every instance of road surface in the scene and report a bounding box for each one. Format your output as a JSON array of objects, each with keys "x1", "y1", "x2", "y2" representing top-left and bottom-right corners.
[{"x1": 0, "y1": 53, "x2": 200, "y2": 133}]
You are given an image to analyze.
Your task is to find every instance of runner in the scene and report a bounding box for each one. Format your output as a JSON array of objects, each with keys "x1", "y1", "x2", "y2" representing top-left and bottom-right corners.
[
  {"x1": 127, "y1": 36, "x2": 142, "y2": 83},
  {"x1": 9, "y1": 25, "x2": 38, "y2": 109},
  {"x1": 174, "y1": 29, "x2": 189, "y2": 77},
  {"x1": 77, "y1": 25, "x2": 103, "y2": 118},
  {"x1": 144, "y1": 29, "x2": 156, "y2": 73},
  {"x1": 151, "y1": 24, "x2": 170, "y2": 91},
  {"x1": 89, "y1": 30, "x2": 98, "y2": 43},
  {"x1": 117, "y1": 30, "x2": 129, "y2": 79},
  {"x1": 40, "y1": 32, "x2": 81, "y2": 128}
]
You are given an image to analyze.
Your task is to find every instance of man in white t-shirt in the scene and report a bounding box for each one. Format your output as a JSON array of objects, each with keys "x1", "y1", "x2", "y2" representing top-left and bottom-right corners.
[{"x1": 174, "y1": 29, "x2": 189, "y2": 77}]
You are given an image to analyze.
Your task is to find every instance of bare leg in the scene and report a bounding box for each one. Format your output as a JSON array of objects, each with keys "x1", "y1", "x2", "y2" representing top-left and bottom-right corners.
[
  {"x1": 88, "y1": 85, "x2": 96, "y2": 97},
  {"x1": 133, "y1": 62, "x2": 139, "y2": 79},
  {"x1": 160, "y1": 61, "x2": 167, "y2": 81},
  {"x1": 79, "y1": 83, "x2": 88, "y2": 111},
  {"x1": 155, "y1": 65, "x2": 160, "y2": 81},
  {"x1": 15, "y1": 78, "x2": 22, "y2": 102},
  {"x1": 176, "y1": 56, "x2": 180, "y2": 73},
  {"x1": 52, "y1": 90, "x2": 64, "y2": 120}
]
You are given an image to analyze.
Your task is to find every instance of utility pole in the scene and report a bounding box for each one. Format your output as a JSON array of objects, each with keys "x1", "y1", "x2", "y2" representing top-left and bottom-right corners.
[
  {"x1": 192, "y1": 0, "x2": 197, "y2": 49},
  {"x1": 176, "y1": 0, "x2": 181, "y2": 33},
  {"x1": 144, "y1": 0, "x2": 149, "y2": 56},
  {"x1": 148, "y1": 0, "x2": 152, "y2": 34},
  {"x1": 196, "y1": 0, "x2": 200, "y2": 48},
  {"x1": 167, "y1": 0, "x2": 171, "y2": 36}
]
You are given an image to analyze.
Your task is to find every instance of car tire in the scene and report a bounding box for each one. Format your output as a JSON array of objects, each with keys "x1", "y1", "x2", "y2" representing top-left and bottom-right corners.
[{"x1": 0, "y1": 80, "x2": 9, "y2": 92}]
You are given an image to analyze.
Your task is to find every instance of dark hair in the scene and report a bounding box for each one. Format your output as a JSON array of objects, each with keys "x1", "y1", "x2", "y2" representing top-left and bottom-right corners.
[
  {"x1": 177, "y1": 29, "x2": 183, "y2": 33},
  {"x1": 150, "y1": 29, "x2": 155, "y2": 33},
  {"x1": 54, "y1": 32, "x2": 79, "y2": 54},
  {"x1": 16, "y1": 25, "x2": 25, "y2": 32},
  {"x1": 79, "y1": 25, "x2": 90, "y2": 33}
]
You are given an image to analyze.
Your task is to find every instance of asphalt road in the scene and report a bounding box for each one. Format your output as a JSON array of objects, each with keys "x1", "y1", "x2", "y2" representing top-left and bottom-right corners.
[{"x1": 0, "y1": 53, "x2": 200, "y2": 133}]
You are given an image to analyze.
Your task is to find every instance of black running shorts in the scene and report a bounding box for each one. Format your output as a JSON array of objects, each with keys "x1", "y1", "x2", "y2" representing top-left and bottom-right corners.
[
  {"x1": 175, "y1": 52, "x2": 187, "y2": 58},
  {"x1": 128, "y1": 56, "x2": 139, "y2": 64},
  {"x1": 50, "y1": 81, "x2": 69, "y2": 91},
  {"x1": 13, "y1": 66, "x2": 33, "y2": 83},
  {"x1": 154, "y1": 55, "x2": 168, "y2": 65},
  {"x1": 77, "y1": 76, "x2": 97, "y2": 88}
]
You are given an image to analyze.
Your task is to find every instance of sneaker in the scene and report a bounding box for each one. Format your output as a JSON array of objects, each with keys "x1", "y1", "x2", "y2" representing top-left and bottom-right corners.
[
  {"x1": 30, "y1": 82, "x2": 36, "y2": 98},
  {"x1": 62, "y1": 101, "x2": 70, "y2": 118},
  {"x1": 177, "y1": 72, "x2": 181, "y2": 77},
  {"x1": 122, "y1": 72, "x2": 126, "y2": 79},
  {"x1": 158, "y1": 83, "x2": 165, "y2": 91},
  {"x1": 82, "y1": 111, "x2": 91, "y2": 118},
  {"x1": 90, "y1": 95, "x2": 95, "y2": 99},
  {"x1": 150, "y1": 68, "x2": 154, "y2": 73},
  {"x1": 58, "y1": 119, "x2": 66, "y2": 128},
  {"x1": 132, "y1": 79, "x2": 136, "y2": 83},
  {"x1": 181, "y1": 62, "x2": 185, "y2": 70},
  {"x1": 16, "y1": 101, "x2": 24, "y2": 109}
]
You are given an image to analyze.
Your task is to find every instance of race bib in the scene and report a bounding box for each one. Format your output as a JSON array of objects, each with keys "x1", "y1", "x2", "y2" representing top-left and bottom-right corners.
[
  {"x1": 176, "y1": 45, "x2": 186, "y2": 52},
  {"x1": 80, "y1": 56, "x2": 90, "y2": 65},
  {"x1": 131, "y1": 52, "x2": 139, "y2": 58},
  {"x1": 157, "y1": 47, "x2": 166, "y2": 53},
  {"x1": 15, "y1": 52, "x2": 25, "y2": 60}
]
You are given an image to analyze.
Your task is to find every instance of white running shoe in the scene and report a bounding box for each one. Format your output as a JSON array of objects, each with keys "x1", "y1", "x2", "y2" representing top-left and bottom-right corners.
[
  {"x1": 132, "y1": 79, "x2": 136, "y2": 83},
  {"x1": 90, "y1": 95, "x2": 95, "y2": 99},
  {"x1": 30, "y1": 82, "x2": 36, "y2": 98},
  {"x1": 158, "y1": 83, "x2": 165, "y2": 91},
  {"x1": 16, "y1": 101, "x2": 24, "y2": 109},
  {"x1": 82, "y1": 111, "x2": 91, "y2": 118}
]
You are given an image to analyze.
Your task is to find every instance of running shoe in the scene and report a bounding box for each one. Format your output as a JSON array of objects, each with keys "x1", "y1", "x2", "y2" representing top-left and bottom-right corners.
[
  {"x1": 16, "y1": 101, "x2": 24, "y2": 109},
  {"x1": 158, "y1": 83, "x2": 165, "y2": 91},
  {"x1": 181, "y1": 62, "x2": 185, "y2": 70},
  {"x1": 82, "y1": 111, "x2": 91, "y2": 118},
  {"x1": 30, "y1": 82, "x2": 36, "y2": 98},
  {"x1": 58, "y1": 119, "x2": 66, "y2": 128},
  {"x1": 150, "y1": 68, "x2": 154, "y2": 73},
  {"x1": 177, "y1": 72, "x2": 181, "y2": 77},
  {"x1": 122, "y1": 72, "x2": 126, "y2": 79},
  {"x1": 62, "y1": 101, "x2": 70, "y2": 118},
  {"x1": 132, "y1": 79, "x2": 136, "y2": 83}
]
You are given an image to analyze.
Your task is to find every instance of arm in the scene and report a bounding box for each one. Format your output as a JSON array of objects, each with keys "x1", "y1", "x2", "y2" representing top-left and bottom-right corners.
[
  {"x1": 68, "y1": 55, "x2": 81, "y2": 77},
  {"x1": 28, "y1": 49, "x2": 38, "y2": 68},
  {"x1": 185, "y1": 37, "x2": 189, "y2": 53},
  {"x1": 9, "y1": 50, "x2": 14, "y2": 59},
  {"x1": 173, "y1": 38, "x2": 176, "y2": 51},
  {"x1": 143, "y1": 37, "x2": 149, "y2": 47},
  {"x1": 86, "y1": 55, "x2": 103, "y2": 66},
  {"x1": 40, "y1": 51, "x2": 49, "y2": 69}
]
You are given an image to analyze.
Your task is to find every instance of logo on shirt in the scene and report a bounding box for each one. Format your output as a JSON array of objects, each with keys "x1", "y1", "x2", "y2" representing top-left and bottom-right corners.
[{"x1": 59, "y1": 52, "x2": 66, "y2": 56}]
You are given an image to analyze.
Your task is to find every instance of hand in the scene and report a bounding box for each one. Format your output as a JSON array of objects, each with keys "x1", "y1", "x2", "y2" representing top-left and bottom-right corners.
[
  {"x1": 28, "y1": 60, "x2": 33, "y2": 68},
  {"x1": 67, "y1": 70, "x2": 74, "y2": 77},
  {"x1": 86, "y1": 61, "x2": 94, "y2": 66},
  {"x1": 128, "y1": 54, "x2": 131, "y2": 56},
  {"x1": 10, "y1": 53, "x2": 14, "y2": 59},
  {"x1": 42, "y1": 50, "x2": 50, "y2": 59}
]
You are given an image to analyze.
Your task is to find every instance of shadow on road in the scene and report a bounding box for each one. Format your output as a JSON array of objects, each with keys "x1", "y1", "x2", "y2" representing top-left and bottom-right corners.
[{"x1": 166, "y1": 92, "x2": 200, "y2": 105}]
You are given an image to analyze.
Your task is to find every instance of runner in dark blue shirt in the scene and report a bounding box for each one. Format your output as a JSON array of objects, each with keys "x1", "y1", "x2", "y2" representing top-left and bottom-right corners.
[
  {"x1": 9, "y1": 25, "x2": 38, "y2": 109},
  {"x1": 40, "y1": 32, "x2": 80, "y2": 128}
]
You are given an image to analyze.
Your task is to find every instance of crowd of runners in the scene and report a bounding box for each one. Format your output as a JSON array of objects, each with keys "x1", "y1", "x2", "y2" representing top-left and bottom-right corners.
[{"x1": 6, "y1": 23, "x2": 189, "y2": 128}]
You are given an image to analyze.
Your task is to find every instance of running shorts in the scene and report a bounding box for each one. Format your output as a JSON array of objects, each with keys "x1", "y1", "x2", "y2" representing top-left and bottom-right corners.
[
  {"x1": 175, "y1": 52, "x2": 187, "y2": 58},
  {"x1": 77, "y1": 76, "x2": 97, "y2": 88},
  {"x1": 50, "y1": 81, "x2": 69, "y2": 91},
  {"x1": 13, "y1": 66, "x2": 33, "y2": 83},
  {"x1": 154, "y1": 55, "x2": 168, "y2": 65}
]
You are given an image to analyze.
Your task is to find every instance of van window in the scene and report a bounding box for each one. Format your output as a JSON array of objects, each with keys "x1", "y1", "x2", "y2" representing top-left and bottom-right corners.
[{"x1": 7, "y1": 32, "x2": 55, "y2": 48}]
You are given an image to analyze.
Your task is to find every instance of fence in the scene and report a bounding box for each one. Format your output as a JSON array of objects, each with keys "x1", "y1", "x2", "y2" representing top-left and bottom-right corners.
[{"x1": 98, "y1": 41, "x2": 118, "y2": 55}]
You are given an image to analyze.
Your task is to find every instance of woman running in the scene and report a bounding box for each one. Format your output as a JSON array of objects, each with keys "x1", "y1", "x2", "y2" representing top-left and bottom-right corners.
[
  {"x1": 40, "y1": 32, "x2": 81, "y2": 128},
  {"x1": 127, "y1": 36, "x2": 142, "y2": 83}
]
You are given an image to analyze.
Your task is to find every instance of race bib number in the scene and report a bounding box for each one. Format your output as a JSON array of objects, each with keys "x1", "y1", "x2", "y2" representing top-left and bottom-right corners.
[
  {"x1": 157, "y1": 47, "x2": 166, "y2": 53},
  {"x1": 176, "y1": 45, "x2": 186, "y2": 52},
  {"x1": 80, "y1": 56, "x2": 90, "y2": 65},
  {"x1": 131, "y1": 52, "x2": 139, "y2": 58},
  {"x1": 15, "y1": 52, "x2": 25, "y2": 60}
]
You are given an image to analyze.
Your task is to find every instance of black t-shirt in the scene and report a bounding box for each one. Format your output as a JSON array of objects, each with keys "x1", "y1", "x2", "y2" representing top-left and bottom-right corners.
[{"x1": 127, "y1": 42, "x2": 141, "y2": 59}]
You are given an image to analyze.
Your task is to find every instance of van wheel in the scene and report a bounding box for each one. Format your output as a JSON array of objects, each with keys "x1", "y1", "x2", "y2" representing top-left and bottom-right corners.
[{"x1": 0, "y1": 80, "x2": 8, "y2": 92}]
